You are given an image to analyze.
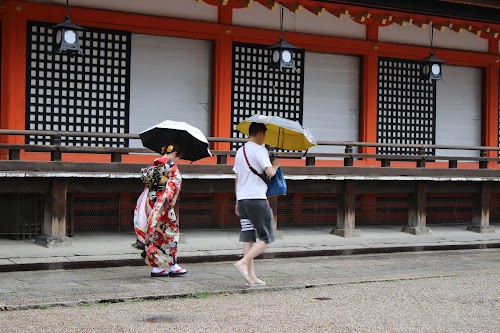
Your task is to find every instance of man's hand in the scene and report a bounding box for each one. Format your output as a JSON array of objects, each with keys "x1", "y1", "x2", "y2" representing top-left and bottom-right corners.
[{"x1": 235, "y1": 203, "x2": 239, "y2": 216}]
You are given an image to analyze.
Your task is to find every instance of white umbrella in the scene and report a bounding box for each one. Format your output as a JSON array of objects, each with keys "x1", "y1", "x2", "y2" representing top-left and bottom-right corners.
[{"x1": 139, "y1": 120, "x2": 212, "y2": 161}]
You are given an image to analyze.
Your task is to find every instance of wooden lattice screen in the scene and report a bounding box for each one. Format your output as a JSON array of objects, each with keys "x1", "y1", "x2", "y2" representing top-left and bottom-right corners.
[
  {"x1": 231, "y1": 42, "x2": 305, "y2": 150},
  {"x1": 377, "y1": 57, "x2": 436, "y2": 155},
  {"x1": 26, "y1": 21, "x2": 131, "y2": 146}
]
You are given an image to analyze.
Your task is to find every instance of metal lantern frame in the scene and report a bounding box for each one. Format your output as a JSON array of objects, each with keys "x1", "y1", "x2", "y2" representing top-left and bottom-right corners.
[
  {"x1": 419, "y1": 23, "x2": 445, "y2": 81},
  {"x1": 53, "y1": 0, "x2": 86, "y2": 55},
  {"x1": 265, "y1": 3, "x2": 301, "y2": 71}
]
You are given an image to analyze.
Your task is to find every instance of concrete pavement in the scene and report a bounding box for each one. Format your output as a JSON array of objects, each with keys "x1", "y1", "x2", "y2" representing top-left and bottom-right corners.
[{"x1": 0, "y1": 248, "x2": 499, "y2": 313}]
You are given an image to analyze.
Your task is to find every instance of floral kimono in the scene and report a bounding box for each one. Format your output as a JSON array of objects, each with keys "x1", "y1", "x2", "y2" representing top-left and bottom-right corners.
[{"x1": 133, "y1": 157, "x2": 182, "y2": 268}]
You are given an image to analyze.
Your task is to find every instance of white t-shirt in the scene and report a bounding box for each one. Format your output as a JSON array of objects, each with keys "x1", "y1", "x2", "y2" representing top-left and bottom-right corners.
[{"x1": 233, "y1": 141, "x2": 272, "y2": 200}]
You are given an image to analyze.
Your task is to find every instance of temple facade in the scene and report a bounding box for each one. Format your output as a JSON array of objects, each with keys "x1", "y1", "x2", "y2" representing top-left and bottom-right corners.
[{"x1": 0, "y1": 0, "x2": 499, "y2": 237}]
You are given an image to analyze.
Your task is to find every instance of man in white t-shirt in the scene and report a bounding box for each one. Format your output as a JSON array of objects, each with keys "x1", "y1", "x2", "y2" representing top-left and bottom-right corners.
[{"x1": 232, "y1": 122, "x2": 280, "y2": 287}]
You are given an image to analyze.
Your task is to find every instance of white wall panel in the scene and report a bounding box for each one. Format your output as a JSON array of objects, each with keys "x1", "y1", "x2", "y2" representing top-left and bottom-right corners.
[
  {"x1": 302, "y1": 52, "x2": 360, "y2": 154},
  {"x1": 30, "y1": 0, "x2": 218, "y2": 22},
  {"x1": 129, "y1": 34, "x2": 212, "y2": 147},
  {"x1": 233, "y1": 5, "x2": 365, "y2": 40},
  {"x1": 435, "y1": 66, "x2": 482, "y2": 157},
  {"x1": 380, "y1": 24, "x2": 488, "y2": 53}
]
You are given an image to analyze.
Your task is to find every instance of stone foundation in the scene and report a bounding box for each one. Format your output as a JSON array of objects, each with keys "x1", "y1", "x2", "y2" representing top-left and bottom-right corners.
[
  {"x1": 466, "y1": 225, "x2": 496, "y2": 233},
  {"x1": 331, "y1": 228, "x2": 361, "y2": 237},
  {"x1": 401, "y1": 226, "x2": 432, "y2": 235},
  {"x1": 35, "y1": 236, "x2": 72, "y2": 248}
]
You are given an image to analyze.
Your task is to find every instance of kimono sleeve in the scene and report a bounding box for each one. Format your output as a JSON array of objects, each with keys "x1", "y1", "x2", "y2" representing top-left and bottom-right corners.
[{"x1": 167, "y1": 164, "x2": 182, "y2": 192}]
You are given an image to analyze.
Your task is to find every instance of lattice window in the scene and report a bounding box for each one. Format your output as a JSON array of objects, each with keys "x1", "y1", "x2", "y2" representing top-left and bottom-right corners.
[
  {"x1": 231, "y1": 42, "x2": 305, "y2": 150},
  {"x1": 26, "y1": 21, "x2": 131, "y2": 146},
  {"x1": 377, "y1": 57, "x2": 436, "y2": 155}
]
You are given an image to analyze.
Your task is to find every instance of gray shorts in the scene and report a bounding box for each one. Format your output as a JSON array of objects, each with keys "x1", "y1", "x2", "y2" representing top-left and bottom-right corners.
[{"x1": 238, "y1": 199, "x2": 275, "y2": 244}]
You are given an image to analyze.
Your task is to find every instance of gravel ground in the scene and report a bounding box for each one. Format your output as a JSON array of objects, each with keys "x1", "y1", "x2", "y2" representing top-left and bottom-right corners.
[{"x1": 2, "y1": 272, "x2": 499, "y2": 333}]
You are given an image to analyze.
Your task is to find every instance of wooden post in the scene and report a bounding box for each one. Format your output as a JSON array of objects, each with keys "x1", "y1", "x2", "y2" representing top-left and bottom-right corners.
[
  {"x1": 344, "y1": 145, "x2": 354, "y2": 166},
  {"x1": 268, "y1": 196, "x2": 283, "y2": 240},
  {"x1": 217, "y1": 154, "x2": 228, "y2": 165},
  {"x1": 51, "y1": 135, "x2": 62, "y2": 161},
  {"x1": 36, "y1": 180, "x2": 71, "y2": 247},
  {"x1": 305, "y1": 156, "x2": 315, "y2": 166},
  {"x1": 467, "y1": 182, "x2": 495, "y2": 233},
  {"x1": 332, "y1": 181, "x2": 360, "y2": 237},
  {"x1": 44, "y1": 180, "x2": 67, "y2": 237},
  {"x1": 417, "y1": 147, "x2": 426, "y2": 168},
  {"x1": 403, "y1": 182, "x2": 431, "y2": 235},
  {"x1": 111, "y1": 152, "x2": 122, "y2": 163},
  {"x1": 479, "y1": 150, "x2": 488, "y2": 169}
]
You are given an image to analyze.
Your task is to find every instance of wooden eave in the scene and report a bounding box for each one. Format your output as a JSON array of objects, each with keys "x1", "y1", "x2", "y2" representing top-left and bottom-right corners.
[
  {"x1": 200, "y1": 0, "x2": 500, "y2": 40},
  {"x1": 439, "y1": 0, "x2": 500, "y2": 10}
]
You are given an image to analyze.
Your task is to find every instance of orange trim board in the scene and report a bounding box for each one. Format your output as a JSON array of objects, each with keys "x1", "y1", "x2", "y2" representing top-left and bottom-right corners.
[{"x1": 14, "y1": 1, "x2": 227, "y2": 40}]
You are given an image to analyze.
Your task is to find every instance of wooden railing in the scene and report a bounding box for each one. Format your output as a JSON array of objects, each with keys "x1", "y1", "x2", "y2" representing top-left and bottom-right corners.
[
  {"x1": 1, "y1": 129, "x2": 498, "y2": 239},
  {"x1": 1, "y1": 129, "x2": 500, "y2": 169}
]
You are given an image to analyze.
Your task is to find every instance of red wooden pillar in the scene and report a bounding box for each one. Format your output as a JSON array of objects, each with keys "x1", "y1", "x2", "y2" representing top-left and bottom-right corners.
[
  {"x1": 211, "y1": 5, "x2": 233, "y2": 150},
  {"x1": 484, "y1": 39, "x2": 499, "y2": 168},
  {"x1": 360, "y1": 24, "x2": 379, "y2": 166},
  {"x1": 0, "y1": 1, "x2": 27, "y2": 152}
]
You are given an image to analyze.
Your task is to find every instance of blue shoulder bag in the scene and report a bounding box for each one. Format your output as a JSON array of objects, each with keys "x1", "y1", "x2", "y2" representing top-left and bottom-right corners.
[{"x1": 243, "y1": 147, "x2": 287, "y2": 197}]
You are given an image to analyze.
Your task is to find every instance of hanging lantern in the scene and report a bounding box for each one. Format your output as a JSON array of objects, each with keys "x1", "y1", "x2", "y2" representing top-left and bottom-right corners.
[
  {"x1": 53, "y1": 0, "x2": 86, "y2": 55},
  {"x1": 266, "y1": 4, "x2": 300, "y2": 72},
  {"x1": 419, "y1": 52, "x2": 445, "y2": 81},
  {"x1": 266, "y1": 38, "x2": 300, "y2": 71},
  {"x1": 419, "y1": 23, "x2": 445, "y2": 82}
]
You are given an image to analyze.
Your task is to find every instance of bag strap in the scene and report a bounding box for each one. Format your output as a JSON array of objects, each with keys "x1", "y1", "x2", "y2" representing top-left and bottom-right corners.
[
  {"x1": 243, "y1": 146, "x2": 271, "y2": 185},
  {"x1": 242, "y1": 146, "x2": 260, "y2": 177}
]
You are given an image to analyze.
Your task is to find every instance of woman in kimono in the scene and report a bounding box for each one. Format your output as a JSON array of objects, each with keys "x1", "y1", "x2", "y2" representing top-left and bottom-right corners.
[{"x1": 133, "y1": 144, "x2": 186, "y2": 277}]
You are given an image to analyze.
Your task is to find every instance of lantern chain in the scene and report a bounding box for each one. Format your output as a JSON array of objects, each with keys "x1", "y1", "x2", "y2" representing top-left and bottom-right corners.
[
  {"x1": 65, "y1": 0, "x2": 72, "y2": 20},
  {"x1": 429, "y1": 23, "x2": 435, "y2": 55},
  {"x1": 280, "y1": 3, "x2": 284, "y2": 40}
]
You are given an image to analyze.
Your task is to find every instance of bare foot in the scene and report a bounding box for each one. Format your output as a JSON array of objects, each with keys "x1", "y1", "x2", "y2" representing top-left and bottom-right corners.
[
  {"x1": 233, "y1": 262, "x2": 252, "y2": 284},
  {"x1": 246, "y1": 279, "x2": 266, "y2": 287},
  {"x1": 248, "y1": 273, "x2": 264, "y2": 285}
]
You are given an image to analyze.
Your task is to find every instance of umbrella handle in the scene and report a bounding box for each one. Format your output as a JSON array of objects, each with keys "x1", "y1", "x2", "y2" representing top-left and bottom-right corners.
[
  {"x1": 268, "y1": 146, "x2": 277, "y2": 162},
  {"x1": 302, "y1": 149, "x2": 308, "y2": 158}
]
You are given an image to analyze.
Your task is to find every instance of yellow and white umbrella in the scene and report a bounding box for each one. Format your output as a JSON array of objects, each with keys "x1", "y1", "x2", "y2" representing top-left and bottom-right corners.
[{"x1": 236, "y1": 114, "x2": 317, "y2": 151}]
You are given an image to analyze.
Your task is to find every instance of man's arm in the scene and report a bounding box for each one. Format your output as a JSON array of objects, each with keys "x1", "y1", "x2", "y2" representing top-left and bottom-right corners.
[{"x1": 264, "y1": 158, "x2": 280, "y2": 178}]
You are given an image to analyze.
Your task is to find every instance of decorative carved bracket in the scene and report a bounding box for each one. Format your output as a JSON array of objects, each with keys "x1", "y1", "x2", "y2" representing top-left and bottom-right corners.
[{"x1": 197, "y1": 0, "x2": 500, "y2": 40}]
